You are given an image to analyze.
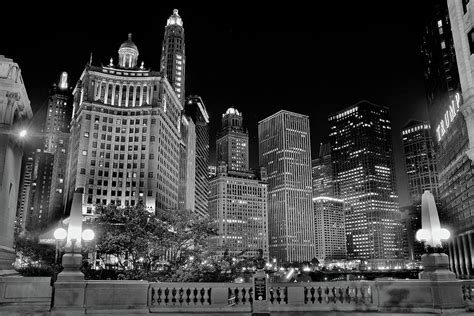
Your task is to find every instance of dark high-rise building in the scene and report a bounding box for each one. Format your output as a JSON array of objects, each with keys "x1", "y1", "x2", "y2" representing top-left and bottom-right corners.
[
  {"x1": 160, "y1": 9, "x2": 185, "y2": 105},
  {"x1": 26, "y1": 150, "x2": 54, "y2": 230},
  {"x1": 64, "y1": 34, "x2": 183, "y2": 216},
  {"x1": 329, "y1": 101, "x2": 402, "y2": 260},
  {"x1": 185, "y1": 95, "x2": 210, "y2": 217},
  {"x1": 216, "y1": 108, "x2": 249, "y2": 172},
  {"x1": 44, "y1": 72, "x2": 73, "y2": 221},
  {"x1": 401, "y1": 120, "x2": 439, "y2": 261},
  {"x1": 421, "y1": 0, "x2": 461, "y2": 144},
  {"x1": 401, "y1": 120, "x2": 439, "y2": 203},
  {"x1": 311, "y1": 143, "x2": 333, "y2": 198},
  {"x1": 258, "y1": 110, "x2": 315, "y2": 263}
]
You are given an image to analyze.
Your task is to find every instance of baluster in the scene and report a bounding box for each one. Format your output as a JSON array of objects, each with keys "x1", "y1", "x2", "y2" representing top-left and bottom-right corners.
[
  {"x1": 164, "y1": 288, "x2": 169, "y2": 305},
  {"x1": 178, "y1": 288, "x2": 184, "y2": 304},
  {"x1": 324, "y1": 287, "x2": 330, "y2": 304},
  {"x1": 157, "y1": 288, "x2": 162, "y2": 305},
  {"x1": 193, "y1": 288, "x2": 198, "y2": 304},
  {"x1": 276, "y1": 288, "x2": 281, "y2": 304},
  {"x1": 151, "y1": 287, "x2": 155, "y2": 305},
  {"x1": 284, "y1": 287, "x2": 288, "y2": 304},
  {"x1": 310, "y1": 286, "x2": 316, "y2": 304},
  {"x1": 234, "y1": 288, "x2": 240, "y2": 305},
  {"x1": 360, "y1": 286, "x2": 366, "y2": 304},
  {"x1": 186, "y1": 288, "x2": 191, "y2": 304},
  {"x1": 317, "y1": 286, "x2": 323, "y2": 304},
  {"x1": 200, "y1": 288, "x2": 205, "y2": 305},
  {"x1": 249, "y1": 288, "x2": 254, "y2": 304},
  {"x1": 338, "y1": 287, "x2": 344, "y2": 303},
  {"x1": 241, "y1": 288, "x2": 247, "y2": 304},
  {"x1": 269, "y1": 288, "x2": 274, "y2": 304},
  {"x1": 207, "y1": 288, "x2": 212, "y2": 305},
  {"x1": 304, "y1": 287, "x2": 308, "y2": 304},
  {"x1": 171, "y1": 288, "x2": 177, "y2": 304}
]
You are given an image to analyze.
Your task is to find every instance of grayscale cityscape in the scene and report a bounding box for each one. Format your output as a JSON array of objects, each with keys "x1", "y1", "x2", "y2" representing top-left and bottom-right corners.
[{"x1": 1, "y1": 2, "x2": 474, "y2": 315}]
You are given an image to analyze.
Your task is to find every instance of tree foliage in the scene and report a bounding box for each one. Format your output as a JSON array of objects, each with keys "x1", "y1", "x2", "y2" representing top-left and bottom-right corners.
[{"x1": 91, "y1": 201, "x2": 218, "y2": 280}]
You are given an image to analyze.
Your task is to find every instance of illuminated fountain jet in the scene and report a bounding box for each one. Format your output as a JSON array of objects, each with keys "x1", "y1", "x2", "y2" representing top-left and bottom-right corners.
[{"x1": 416, "y1": 190, "x2": 450, "y2": 248}]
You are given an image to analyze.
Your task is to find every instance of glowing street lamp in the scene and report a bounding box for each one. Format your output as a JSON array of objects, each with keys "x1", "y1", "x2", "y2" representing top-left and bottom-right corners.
[
  {"x1": 18, "y1": 129, "x2": 27, "y2": 138},
  {"x1": 416, "y1": 190, "x2": 455, "y2": 280}
]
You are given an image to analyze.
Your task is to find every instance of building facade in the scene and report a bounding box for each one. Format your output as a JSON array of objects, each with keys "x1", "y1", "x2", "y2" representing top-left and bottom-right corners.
[
  {"x1": 328, "y1": 101, "x2": 402, "y2": 260},
  {"x1": 313, "y1": 197, "x2": 346, "y2": 260},
  {"x1": 0, "y1": 55, "x2": 32, "y2": 272},
  {"x1": 16, "y1": 152, "x2": 34, "y2": 231},
  {"x1": 185, "y1": 95, "x2": 210, "y2": 216},
  {"x1": 311, "y1": 143, "x2": 334, "y2": 198},
  {"x1": 258, "y1": 110, "x2": 315, "y2": 263},
  {"x1": 209, "y1": 165, "x2": 269, "y2": 260},
  {"x1": 160, "y1": 9, "x2": 185, "y2": 105},
  {"x1": 439, "y1": 0, "x2": 474, "y2": 278},
  {"x1": 216, "y1": 108, "x2": 249, "y2": 172},
  {"x1": 64, "y1": 35, "x2": 183, "y2": 217},
  {"x1": 178, "y1": 115, "x2": 195, "y2": 212}
]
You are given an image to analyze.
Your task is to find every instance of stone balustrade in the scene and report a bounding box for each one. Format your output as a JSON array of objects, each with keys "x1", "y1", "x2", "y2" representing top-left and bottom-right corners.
[{"x1": 1, "y1": 277, "x2": 474, "y2": 314}]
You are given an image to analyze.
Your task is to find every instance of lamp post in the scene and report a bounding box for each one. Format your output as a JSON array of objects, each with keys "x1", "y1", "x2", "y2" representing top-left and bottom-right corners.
[
  {"x1": 54, "y1": 188, "x2": 94, "y2": 281},
  {"x1": 415, "y1": 190, "x2": 455, "y2": 280}
]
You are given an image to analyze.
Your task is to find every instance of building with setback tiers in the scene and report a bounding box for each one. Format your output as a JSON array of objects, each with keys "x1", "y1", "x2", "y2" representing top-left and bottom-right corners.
[
  {"x1": 258, "y1": 110, "x2": 315, "y2": 263},
  {"x1": 185, "y1": 95, "x2": 210, "y2": 217},
  {"x1": 64, "y1": 34, "x2": 183, "y2": 216},
  {"x1": 328, "y1": 101, "x2": 402, "y2": 260},
  {"x1": 210, "y1": 108, "x2": 268, "y2": 260},
  {"x1": 311, "y1": 143, "x2": 334, "y2": 198}
]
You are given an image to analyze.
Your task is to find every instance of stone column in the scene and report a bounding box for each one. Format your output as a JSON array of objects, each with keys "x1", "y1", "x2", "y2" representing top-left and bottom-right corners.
[
  {"x1": 118, "y1": 84, "x2": 123, "y2": 107},
  {"x1": 456, "y1": 236, "x2": 466, "y2": 277},
  {"x1": 111, "y1": 83, "x2": 116, "y2": 106},
  {"x1": 132, "y1": 84, "x2": 137, "y2": 107},
  {"x1": 468, "y1": 232, "x2": 474, "y2": 275},
  {"x1": 104, "y1": 82, "x2": 109, "y2": 104},
  {"x1": 139, "y1": 84, "x2": 143, "y2": 106},
  {"x1": 97, "y1": 81, "x2": 103, "y2": 101},
  {"x1": 462, "y1": 234, "x2": 471, "y2": 277},
  {"x1": 93, "y1": 79, "x2": 98, "y2": 100},
  {"x1": 146, "y1": 85, "x2": 150, "y2": 104},
  {"x1": 125, "y1": 84, "x2": 130, "y2": 107}
]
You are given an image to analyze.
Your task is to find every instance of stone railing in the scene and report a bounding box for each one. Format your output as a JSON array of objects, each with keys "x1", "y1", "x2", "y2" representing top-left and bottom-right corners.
[
  {"x1": 2, "y1": 277, "x2": 474, "y2": 314},
  {"x1": 148, "y1": 282, "x2": 253, "y2": 313}
]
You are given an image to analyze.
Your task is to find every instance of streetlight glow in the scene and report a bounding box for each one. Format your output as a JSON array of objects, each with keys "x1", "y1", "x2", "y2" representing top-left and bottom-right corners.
[
  {"x1": 54, "y1": 228, "x2": 67, "y2": 240},
  {"x1": 82, "y1": 229, "x2": 95, "y2": 241},
  {"x1": 19, "y1": 129, "x2": 27, "y2": 138}
]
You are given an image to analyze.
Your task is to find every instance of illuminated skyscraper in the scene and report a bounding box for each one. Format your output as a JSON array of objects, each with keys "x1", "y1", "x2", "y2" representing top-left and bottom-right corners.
[
  {"x1": 329, "y1": 101, "x2": 402, "y2": 260},
  {"x1": 185, "y1": 95, "x2": 210, "y2": 216},
  {"x1": 258, "y1": 110, "x2": 315, "y2": 263},
  {"x1": 65, "y1": 34, "x2": 183, "y2": 216},
  {"x1": 311, "y1": 143, "x2": 333, "y2": 198},
  {"x1": 178, "y1": 115, "x2": 195, "y2": 213},
  {"x1": 209, "y1": 165, "x2": 269, "y2": 260},
  {"x1": 401, "y1": 120, "x2": 439, "y2": 203},
  {"x1": 160, "y1": 9, "x2": 185, "y2": 105},
  {"x1": 216, "y1": 108, "x2": 249, "y2": 172},
  {"x1": 313, "y1": 197, "x2": 346, "y2": 260}
]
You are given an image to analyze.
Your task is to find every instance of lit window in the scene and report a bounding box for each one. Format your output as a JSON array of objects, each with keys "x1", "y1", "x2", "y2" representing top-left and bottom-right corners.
[
  {"x1": 84, "y1": 132, "x2": 89, "y2": 138},
  {"x1": 437, "y1": 20, "x2": 442, "y2": 28},
  {"x1": 82, "y1": 150, "x2": 88, "y2": 156},
  {"x1": 441, "y1": 41, "x2": 446, "y2": 49}
]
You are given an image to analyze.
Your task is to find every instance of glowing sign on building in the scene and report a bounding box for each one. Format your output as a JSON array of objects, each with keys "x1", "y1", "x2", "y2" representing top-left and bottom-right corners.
[{"x1": 436, "y1": 93, "x2": 461, "y2": 142}]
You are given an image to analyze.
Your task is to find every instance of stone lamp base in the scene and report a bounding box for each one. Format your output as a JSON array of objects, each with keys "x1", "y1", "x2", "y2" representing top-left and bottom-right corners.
[{"x1": 419, "y1": 253, "x2": 456, "y2": 280}]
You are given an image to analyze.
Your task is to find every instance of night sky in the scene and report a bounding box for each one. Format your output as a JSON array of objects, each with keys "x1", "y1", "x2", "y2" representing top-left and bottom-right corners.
[{"x1": 2, "y1": 3, "x2": 429, "y2": 207}]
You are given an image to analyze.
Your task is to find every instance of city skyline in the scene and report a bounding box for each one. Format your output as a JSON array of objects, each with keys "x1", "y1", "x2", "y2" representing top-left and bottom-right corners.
[{"x1": 2, "y1": 4, "x2": 428, "y2": 207}]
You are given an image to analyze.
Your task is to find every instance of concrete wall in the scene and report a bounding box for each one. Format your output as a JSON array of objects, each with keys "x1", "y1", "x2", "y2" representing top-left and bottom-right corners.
[{"x1": 0, "y1": 276, "x2": 51, "y2": 315}]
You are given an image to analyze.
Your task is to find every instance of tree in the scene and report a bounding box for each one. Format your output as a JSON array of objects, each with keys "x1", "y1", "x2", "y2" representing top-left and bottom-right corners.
[{"x1": 92, "y1": 201, "x2": 218, "y2": 280}]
